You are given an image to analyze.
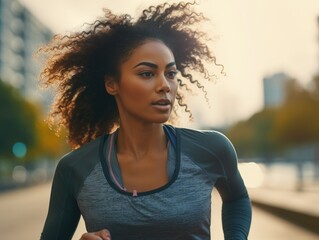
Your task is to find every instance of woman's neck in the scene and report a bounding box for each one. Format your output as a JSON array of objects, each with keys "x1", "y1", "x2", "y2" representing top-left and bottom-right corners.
[{"x1": 116, "y1": 123, "x2": 167, "y2": 162}]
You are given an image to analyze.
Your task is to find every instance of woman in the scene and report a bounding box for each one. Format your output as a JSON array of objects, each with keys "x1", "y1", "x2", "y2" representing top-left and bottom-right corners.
[{"x1": 40, "y1": 2, "x2": 252, "y2": 240}]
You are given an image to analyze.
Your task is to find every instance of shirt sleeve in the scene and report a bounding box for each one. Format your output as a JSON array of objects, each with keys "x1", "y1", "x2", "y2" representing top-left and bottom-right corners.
[
  {"x1": 40, "y1": 159, "x2": 81, "y2": 240},
  {"x1": 178, "y1": 128, "x2": 252, "y2": 239},
  {"x1": 213, "y1": 133, "x2": 252, "y2": 240}
]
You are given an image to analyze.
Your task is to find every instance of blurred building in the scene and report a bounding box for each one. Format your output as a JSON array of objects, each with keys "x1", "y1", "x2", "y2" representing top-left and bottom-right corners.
[
  {"x1": 263, "y1": 72, "x2": 291, "y2": 108},
  {"x1": 0, "y1": 0, "x2": 52, "y2": 102}
]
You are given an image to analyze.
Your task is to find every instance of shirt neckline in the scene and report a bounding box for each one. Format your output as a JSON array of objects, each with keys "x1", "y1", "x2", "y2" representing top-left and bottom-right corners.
[{"x1": 99, "y1": 125, "x2": 181, "y2": 197}]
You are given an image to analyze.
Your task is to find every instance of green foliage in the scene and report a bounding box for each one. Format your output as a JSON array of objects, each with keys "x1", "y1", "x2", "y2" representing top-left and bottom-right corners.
[
  {"x1": 227, "y1": 108, "x2": 278, "y2": 158},
  {"x1": 31, "y1": 118, "x2": 69, "y2": 159},
  {"x1": 0, "y1": 80, "x2": 37, "y2": 159},
  {"x1": 227, "y1": 76, "x2": 319, "y2": 159},
  {"x1": 273, "y1": 78, "x2": 319, "y2": 146},
  {"x1": 0, "y1": 80, "x2": 68, "y2": 161}
]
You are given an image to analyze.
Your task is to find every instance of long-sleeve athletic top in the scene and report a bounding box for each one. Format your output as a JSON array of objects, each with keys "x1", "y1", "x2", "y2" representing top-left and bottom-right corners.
[{"x1": 40, "y1": 125, "x2": 252, "y2": 240}]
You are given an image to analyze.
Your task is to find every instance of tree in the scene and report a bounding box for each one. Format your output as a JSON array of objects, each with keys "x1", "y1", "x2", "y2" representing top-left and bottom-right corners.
[
  {"x1": 273, "y1": 79, "x2": 319, "y2": 147},
  {"x1": 227, "y1": 108, "x2": 278, "y2": 159},
  {"x1": 0, "y1": 80, "x2": 68, "y2": 161},
  {"x1": 226, "y1": 120, "x2": 255, "y2": 158},
  {"x1": 0, "y1": 80, "x2": 37, "y2": 159},
  {"x1": 227, "y1": 76, "x2": 319, "y2": 161},
  {"x1": 30, "y1": 116, "x2": 69, "y2": 159}
]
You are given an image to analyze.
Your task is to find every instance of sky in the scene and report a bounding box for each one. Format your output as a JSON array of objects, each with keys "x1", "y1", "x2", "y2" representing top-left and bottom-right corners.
[{"x1": 19, "y1": 0, "x2": 319, "y2": 128}]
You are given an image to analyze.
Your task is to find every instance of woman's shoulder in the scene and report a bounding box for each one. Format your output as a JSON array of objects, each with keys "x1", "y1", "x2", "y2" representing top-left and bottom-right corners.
[
  {"x1": 176, "y1": 126, "x2": 233, "y2": 150},
  {"x1": 57, "y1": 135, "x2": 105, "y2": 171},
  {"x1": 175, "y1": 126, "x2": 238, "y2": 175},
  {"x1": 50, "y1": 135, "x2": 107, "y2": 197}
]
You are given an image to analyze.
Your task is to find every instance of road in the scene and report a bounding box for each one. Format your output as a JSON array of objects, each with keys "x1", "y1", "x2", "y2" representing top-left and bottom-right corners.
[{"x1": 0, "y1": 183, "x2": 318, "y2": 240}]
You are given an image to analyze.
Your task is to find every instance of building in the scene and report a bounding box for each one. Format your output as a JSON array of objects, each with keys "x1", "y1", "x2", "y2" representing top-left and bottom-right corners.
[
  {"x1": 0, "y1": 0, "x2": 52, "y2": 102},
  {"x1": 263, "y1": 72, "x2": 291, "y2": 108}
]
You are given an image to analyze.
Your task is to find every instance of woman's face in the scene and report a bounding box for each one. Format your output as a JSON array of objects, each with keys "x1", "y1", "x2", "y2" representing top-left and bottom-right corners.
[{"x1": 106, "y1": 39, "x2": 178, "y2": 125}]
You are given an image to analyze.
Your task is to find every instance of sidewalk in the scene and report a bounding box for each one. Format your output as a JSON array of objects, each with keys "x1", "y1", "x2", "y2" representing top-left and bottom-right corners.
[{"x1": 248, "y1": 183, "x2": 319, "y2": 235}]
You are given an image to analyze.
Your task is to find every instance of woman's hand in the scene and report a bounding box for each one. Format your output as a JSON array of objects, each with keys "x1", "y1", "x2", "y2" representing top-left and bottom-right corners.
[{"x1": 80, "y1": 229, "x2": 111, "y2": 240}]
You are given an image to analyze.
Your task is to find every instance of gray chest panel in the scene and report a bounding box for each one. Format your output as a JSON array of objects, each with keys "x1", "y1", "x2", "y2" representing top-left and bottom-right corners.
[{"x1": 77, "y1": 154, "x2": 213, "y2": 240}]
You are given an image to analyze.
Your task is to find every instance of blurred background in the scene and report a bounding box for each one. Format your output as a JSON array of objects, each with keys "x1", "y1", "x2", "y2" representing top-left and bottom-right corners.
[{"x1": 0, "y1": 0, "x2": 318, "y2": 239}]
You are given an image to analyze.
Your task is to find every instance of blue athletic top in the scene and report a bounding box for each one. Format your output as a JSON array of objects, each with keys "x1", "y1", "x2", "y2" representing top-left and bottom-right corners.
[{"x1": 40, "y1": 125, "x2": 252, "y2": 240}]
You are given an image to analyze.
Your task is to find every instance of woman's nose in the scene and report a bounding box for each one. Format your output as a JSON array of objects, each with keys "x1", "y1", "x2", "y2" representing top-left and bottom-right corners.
[{"x1": 156, "y1": 74, "x2": 171, "y2": 93}]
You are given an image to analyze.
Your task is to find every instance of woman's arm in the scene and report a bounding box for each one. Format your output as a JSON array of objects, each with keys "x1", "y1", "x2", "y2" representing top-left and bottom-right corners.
[
  {"x1": 40, "y1": 161, "x2": 81, "y2": 240},
  {"x1": 214, "y1": 135, "x2": 252, "y2": 240},
  {"x1": 216, "y1": 170, "x2": 252, "y2": 240},
  {"x1": 178, "y1": 128, "x2": 252, "y2": 239}
]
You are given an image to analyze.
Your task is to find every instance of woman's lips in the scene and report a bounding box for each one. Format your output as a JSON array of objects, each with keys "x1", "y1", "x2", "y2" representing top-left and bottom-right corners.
[{"x1": 151, "y1": 99, "x2": 171, "y2": 111}]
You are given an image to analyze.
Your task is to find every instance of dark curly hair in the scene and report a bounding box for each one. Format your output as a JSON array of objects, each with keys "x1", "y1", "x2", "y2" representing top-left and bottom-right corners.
[{"x1": 38, "y1": 1, "x2": 223, "y2": 148}]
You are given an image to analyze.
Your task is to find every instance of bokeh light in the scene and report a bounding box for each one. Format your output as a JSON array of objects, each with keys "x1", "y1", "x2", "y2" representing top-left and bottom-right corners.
[
  {"x1": 12, "y1": 165, "x2": 27, "y2": 183},
  {"x1": 12, "y1": 142, "x2": 27, "y2": 158},
  {"x1": 239, "y1": 162, "x2": 264, "y2": 188}
]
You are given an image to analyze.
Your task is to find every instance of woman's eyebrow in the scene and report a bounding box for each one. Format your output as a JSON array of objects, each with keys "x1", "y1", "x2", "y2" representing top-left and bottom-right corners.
[
  {"x1": 166, "y1": 62, "x2": 176, "y2": 68},
  {"x1": 133, "y1": 61, "x2": 176, "y2": 69},
  {"x1": 134, "y1": 62, "x2": 158, "y2": 69}
]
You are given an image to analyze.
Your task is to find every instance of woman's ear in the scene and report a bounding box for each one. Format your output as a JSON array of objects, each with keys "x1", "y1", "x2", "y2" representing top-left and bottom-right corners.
[{"x1": 104, "y1": 76, "x2": 118, "y2": 95}]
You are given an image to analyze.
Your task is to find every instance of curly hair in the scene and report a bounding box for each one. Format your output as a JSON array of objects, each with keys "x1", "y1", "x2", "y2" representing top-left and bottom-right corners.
[{"x1": 38, "y1": 1, "x2": 223, "y2": 148}]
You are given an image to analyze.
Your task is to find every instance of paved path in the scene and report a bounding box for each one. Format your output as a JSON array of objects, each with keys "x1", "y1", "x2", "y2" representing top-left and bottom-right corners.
[
  {"x1": 0, "y1": 183, "x2": 318, "y2": 239},
  {"x1": 249, "y1": 185, "x2": 319, "y2": 234},
  {"x1": 211, "y1": 190, "x2": 319, "y2": 240},
  {"x1": 0, "y1": 182, "x2": 86, "y2": 240}
]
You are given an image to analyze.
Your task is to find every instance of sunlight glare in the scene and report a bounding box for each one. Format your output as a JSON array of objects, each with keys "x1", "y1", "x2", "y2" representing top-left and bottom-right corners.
[{"x1": 239, "y1": 162, "x2": 264, "y2": 188}]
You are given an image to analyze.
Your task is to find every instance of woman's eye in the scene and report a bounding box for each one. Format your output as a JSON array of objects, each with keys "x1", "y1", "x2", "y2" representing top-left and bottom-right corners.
[
  {"x1": 166, "y1": 71, "x2": 177, "y2": 79},
  {"x1": 139, "y1": 71, "x2": 154, "y2": 78}
]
